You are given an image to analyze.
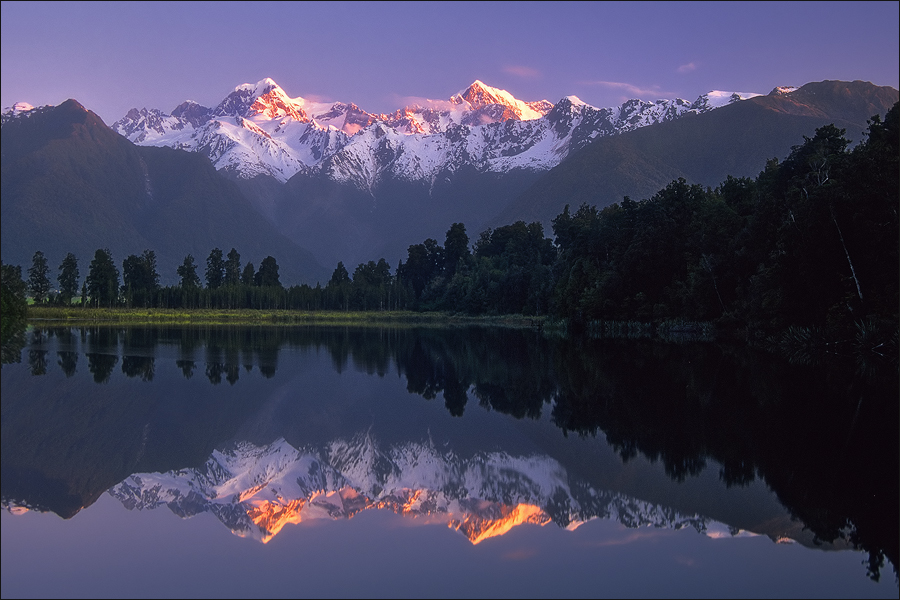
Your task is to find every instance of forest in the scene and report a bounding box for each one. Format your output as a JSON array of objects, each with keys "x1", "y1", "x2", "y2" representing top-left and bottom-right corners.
[{"x1": 3, "y1": 103, "x2": 897, "y2": 353}]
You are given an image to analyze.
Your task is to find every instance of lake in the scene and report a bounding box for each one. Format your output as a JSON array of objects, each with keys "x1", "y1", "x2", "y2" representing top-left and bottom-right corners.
[{"x1": 1, "y1": 324, "x2": 897, "y2": 598}]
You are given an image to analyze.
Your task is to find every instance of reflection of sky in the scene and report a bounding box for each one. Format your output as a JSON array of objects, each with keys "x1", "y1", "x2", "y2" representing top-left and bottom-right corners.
[{"x1": 2, "y1": 495, "x2": 895, "y2": 598}]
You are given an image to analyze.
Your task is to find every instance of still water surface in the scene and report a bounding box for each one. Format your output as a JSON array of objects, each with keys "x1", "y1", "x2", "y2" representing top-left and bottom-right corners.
[{"x1": 1, "y1": 324, "x2": 897, "y2": 598}]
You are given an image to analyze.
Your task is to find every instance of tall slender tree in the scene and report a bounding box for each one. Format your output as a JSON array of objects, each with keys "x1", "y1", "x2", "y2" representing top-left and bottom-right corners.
[
  {"x1": 205, "y1": 248, "x2": 225, "y2": 289},
  {"x1": 86, "y1": 248, "x2": 119, "y2": 307},
  {"x1": 1, "y1": 262, "x2": 28, "y2": 320},
  {"x1": 57, "y1": 252, "x2": 80, "y2": 305},
  {"x1": 225, "y1": 248, "x2": 242, "y2": 286},
  {"x1": 27, "y1": 251, "x2": 51, "y2": 304},
  {"x1": 444, "y1": 222, "x2": 471, "y2": 278},
  {"x1": 241, "y1": 261, "x2": 255, "y2": 286},
  {"x1": 122, "y1": 250, "x2": 160, "y2": 307},
  {"x1": 177, "y1": 254, "x2": 201, "y2": 289}
]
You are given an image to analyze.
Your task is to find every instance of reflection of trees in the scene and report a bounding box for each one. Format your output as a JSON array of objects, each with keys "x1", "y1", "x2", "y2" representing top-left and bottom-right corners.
[
  {"x1": 206, "y1": 363, "x2": 225, "y2": 385},
  {"x1": 87, "y1": 353, "x2": 118, "y2": 384},
  {"x1": 470, "y1": 330, "x2": 554, "y2": 420},
  {"x1": 28, "y1": 350, "x2": 48, "y2": 376},
  {"x1": 122, "y1": 328, "x2": 159, "y2": 353},
  {"x1": 393, "y1": 328, "x2": 554, "y2": 419},
  {"x1": 121, "y1": 356, "x2": 155, "y2": 381},
  {"x1": 85, "y1": 327, "x2": 120, "y2": 353},
  {"x1": 7, "y1": 323, "x2": 895, "y2": 580},
  {"x1": 550, "y1": 337, "x2": 898, "y2": 582},
  {"x1": 57, "y1": 351, "x2": 78, "y2": 377},
  {"x1": 176, "y1": 359, "x2": 196, "y2": 379},
  {"x1": 1, "y1": 322, "x2": 26, "y2": 366}
]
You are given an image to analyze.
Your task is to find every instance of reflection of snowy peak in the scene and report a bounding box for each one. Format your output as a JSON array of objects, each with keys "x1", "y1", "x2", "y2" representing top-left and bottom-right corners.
[
  {"x1": 109, "y1": 435, "x2": 716, "y2": 544},
  {"x1": 110, "y1": 78, "x2": 760, "y2": 184}
]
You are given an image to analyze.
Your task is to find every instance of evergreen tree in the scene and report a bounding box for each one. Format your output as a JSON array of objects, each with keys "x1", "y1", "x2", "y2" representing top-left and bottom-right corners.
[
  {"x1": 255, "y1": 256, "x2": 281, "y2": 287},
  {"x1": 400, "y1": 239, "x2": 443, "y2": 300},
  {"x1": 57, "y1": 252, "x2": 80, "y2": 305},
  {"x1": 205, "y1": 248, "x2": 225, "y2": 289},
  {"x1": 327, "y1": 262, "x2": 351, "y2": 310},
  {"x1": 1, "y1": 262, "x2": 28, "y2": 321},
  {"x1": 27, "y1": 251, "x2": 51, "y2": 304},
  {"x1": 86, "y1": 249, "x2": 119, "y2": 307},
  {"x1": 444, "y1": 222, "x2": 471, "y2": 278},
  {"x1": 225, "y1": 248, "x2": 242, "y2": 286},
  {"x1": 241, "y1": 261, "x2": 256, "y2": 286},
  {"x1": 122, "y1": 250, "x2": 160, "y2": 307},
  {"x1": 177, "y1": 254, "x2": 201, "y2": 289}
]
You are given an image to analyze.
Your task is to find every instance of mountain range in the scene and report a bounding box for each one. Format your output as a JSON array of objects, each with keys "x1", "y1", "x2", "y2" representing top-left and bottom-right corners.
[
  {"x1": 110, "y1": 78, "x2": 756, "y2": 185},
  {"x1": 2, "y1": 78, "x2": 897, "y2": 283}
]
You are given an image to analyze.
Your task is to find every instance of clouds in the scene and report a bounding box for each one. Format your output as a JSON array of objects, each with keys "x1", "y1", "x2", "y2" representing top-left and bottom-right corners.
[
  {"x1": 579, "y1": 80, "x2": 676, "y2": 100},
  {"x1": 677, "y1": 62, "x2": 697, "y2": 74},
  {"x1": 388, "y1": 94, "x2": 458, "y2": 112},
  {"x1": 503, "y1": 65, "x2": 541, "y2": 79}
]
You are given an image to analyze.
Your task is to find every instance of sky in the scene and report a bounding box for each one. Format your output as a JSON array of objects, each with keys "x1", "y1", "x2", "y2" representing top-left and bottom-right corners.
[{"x1": 1, "y1": 1, "x2": 898, "y2": 125}]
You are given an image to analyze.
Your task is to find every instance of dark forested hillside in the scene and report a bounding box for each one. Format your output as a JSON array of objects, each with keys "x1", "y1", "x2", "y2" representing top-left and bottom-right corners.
[
  {"x1": 1, "y1": 100, "x2": 327, "y2": 285},
  {"x1": 354, "y1": 102, "x2": 897, "y2": 349},
  {"x1": 261, "y1": 165, "x2": 544, "y2": 271},
  {"x1": 548, "y1": 103, "x2": 899, "y2": 341},
  {"x1": 497, "y1": 81, "x2": 899, "y2": 229}
]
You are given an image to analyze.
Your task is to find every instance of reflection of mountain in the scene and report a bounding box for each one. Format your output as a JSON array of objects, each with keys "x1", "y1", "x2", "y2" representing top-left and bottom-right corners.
[
  {"x1": 111, "y1": 435, "x2": 769, "y2": 546},
  {"x1": 3, "y1": 324, "x2": 894, "y2": 579}
]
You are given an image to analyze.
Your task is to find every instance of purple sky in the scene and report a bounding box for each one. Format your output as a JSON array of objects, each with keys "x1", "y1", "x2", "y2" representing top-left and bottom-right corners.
[{"x1": 2, "y1": 1, "x2": 898, "y2": 125}]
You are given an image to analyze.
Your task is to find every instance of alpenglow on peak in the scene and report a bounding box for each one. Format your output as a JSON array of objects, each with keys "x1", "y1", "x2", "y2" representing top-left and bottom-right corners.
[{"x1": 109, "y1": 77, "x2": 763, "y2": 184}]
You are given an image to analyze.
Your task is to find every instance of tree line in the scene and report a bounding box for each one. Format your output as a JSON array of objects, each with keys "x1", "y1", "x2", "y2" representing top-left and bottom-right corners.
[{"x1": 3, "y1": 103, "x2": 897, "y2": 346}]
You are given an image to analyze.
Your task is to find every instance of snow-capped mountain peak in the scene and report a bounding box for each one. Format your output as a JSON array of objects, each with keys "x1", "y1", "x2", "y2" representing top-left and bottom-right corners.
[
  {"x1": 770, "y1": 86, "x2": 800, "y2": 95},
  {"x1": 451, "y1": 80, "x2": 551, "y2": 121},
  {"x1": 9, "y1": 101, "x2": 35, "y2": 113},
  {"x1": 691, "y1": 90, "x2": 762, "y2": 111},
  {"x1": 215, "y1": 78, "x2": 309, "y2": 122},
  {"x1": 110, "y1": 78, "x2": 762, "y2": 184},
  {"x1": 563, "y1": 95, "x2": 589, "y2": 107},
  {"x1": 1, "y1": 101, "x2": 41, "y2": 126}
]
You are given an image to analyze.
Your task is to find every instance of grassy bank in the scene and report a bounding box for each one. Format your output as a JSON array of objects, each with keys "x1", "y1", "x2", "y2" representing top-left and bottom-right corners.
[{"x1": 25, "y1": 306, "x2": 545, "y2": 328}]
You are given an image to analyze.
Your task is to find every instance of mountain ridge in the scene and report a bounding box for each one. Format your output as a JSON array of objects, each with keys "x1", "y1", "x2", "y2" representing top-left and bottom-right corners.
[
  {"x1": 496, "y1": 80, "x2": 899, "y2": 230},
  {"x1": 3, "y1": 79, "x2": 895, "y2": 274},
  {"x1": 0, "y1": 99, "x2": 328, "y2": 285},
  {"x1": 101, "y1": 78, "x2": 759, "y2": 185}
]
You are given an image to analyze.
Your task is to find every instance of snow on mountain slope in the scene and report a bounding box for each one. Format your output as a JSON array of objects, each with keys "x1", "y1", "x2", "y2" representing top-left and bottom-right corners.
[
  {"x1": 109, "y1": 78, "x2": 762, "y2": 185},
  {"x1": 0, "y1": 101, "x2": 45, "y2": 125},
  {"x1": 450, "y1": 80, "x2": 553, "y2": 121},
  {"x1": 108, "y1": 435, "x2": 717, "y2": 544}
]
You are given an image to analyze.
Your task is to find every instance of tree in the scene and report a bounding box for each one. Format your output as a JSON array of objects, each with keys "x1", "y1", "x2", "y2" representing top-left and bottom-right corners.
[
  {"x1": 27, "y1": 251, "x2": 51, "y2": 304},
  {"x1": 351, "y1": 259, "x2": 392, "y2": 310},
  {"x1": 122, "y1": 250, "x2": 160, "y2": 307},
  {"x1": 57, "y1": 253, "x2": 80, "y2": 305},
  {"x1": 241, "y1": 261, "x2": 256, "y2": 286},
  {"x1": 1, "y1": 262, "x2": 28, "y2": 321},
  {"x1": 401, "y1": 239, "x2": 443, "y2": 300},
  {"x1": 225, "y1": 248, "x2": 242, "y2": 286},
  {"x1": 86, "y1": 249, "x2": 119, "y2": 307},
  {"x1": 205, "y1": 248, "x2": 225, "y2": 289},
  {"x1": 329, "y1": 262, "x2": 350, "y2": 287},
  {"x1": 255, "y1": 256, "x2": 281, "y2": 287},
  {"x1": 177, "y1": 254, "x2": 201, "y2": 289},
  {"x1": 327, "y1": 261, "x2": 351, "y2": 310},
  {"x1": 123, "y1": 254, "x2": 143, "y2": 307},
  {"x1": 444, "y1": 222, "x2": 471, "y2": 278}
]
